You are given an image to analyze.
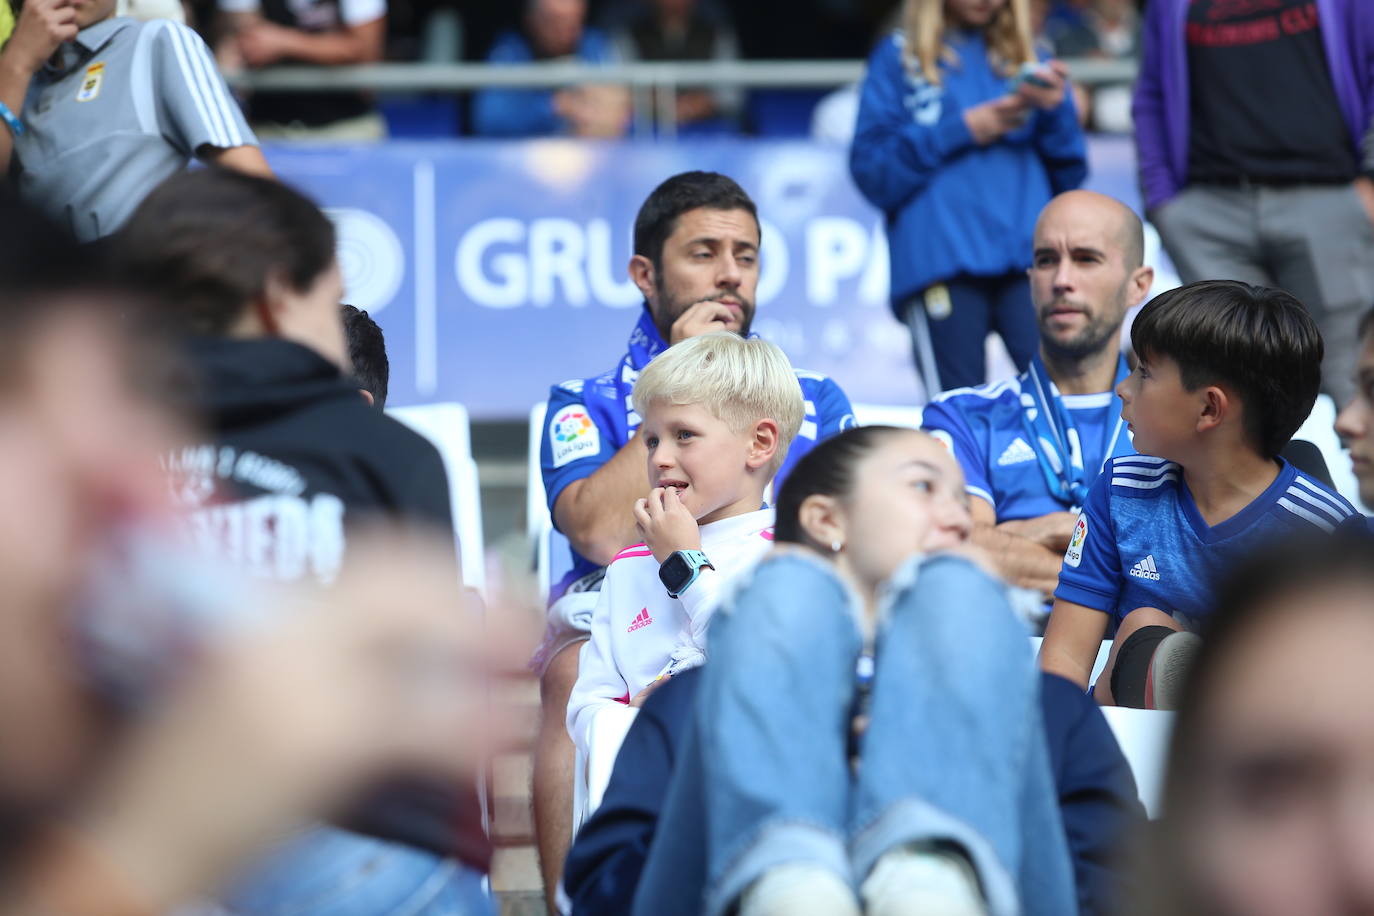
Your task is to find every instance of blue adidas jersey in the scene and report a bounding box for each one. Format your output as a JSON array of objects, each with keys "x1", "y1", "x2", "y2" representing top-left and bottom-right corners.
[
  {"x1": 1056, "y1": 456, "x2": 1357, "y2": 629},
  {"x1": 922, "y1": 376, "x2": 1131, "y2": 521},
  {"x1": 540, "y1": 310, "x2": 855, "y2": 593}
]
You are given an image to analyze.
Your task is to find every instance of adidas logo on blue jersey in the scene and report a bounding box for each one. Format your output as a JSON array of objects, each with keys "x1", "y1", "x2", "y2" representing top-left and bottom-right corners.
[
  {"x1": 1129, "y1": 554, "x2": 1161, "y2": 581},
  {"x1": 996, "y1": 437, "x2": 1036, "y2": 467}
]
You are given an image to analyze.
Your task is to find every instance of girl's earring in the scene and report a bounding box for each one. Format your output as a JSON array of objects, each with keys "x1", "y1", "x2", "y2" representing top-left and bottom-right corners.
[{"x1": 831, "y1": 540, "x2": 843, "y2": 553}]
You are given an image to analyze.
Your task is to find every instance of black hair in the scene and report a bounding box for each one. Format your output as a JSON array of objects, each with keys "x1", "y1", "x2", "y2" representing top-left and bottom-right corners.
[
  {"x1": 114, "y1": 168, "x2": 336, "y2": 335},
  {"x1": 341, "y1": 304, "x2": 389, "y2": 409},
  {"x1": 632, "y1": 171, "x2": 759, "y2": 269},
  {"x1": 1130, "y1": 280, "x2": 1322, "y2": 459},
  {"x1": 774, "y1": 425, "x2": 913, "y2": 547}
]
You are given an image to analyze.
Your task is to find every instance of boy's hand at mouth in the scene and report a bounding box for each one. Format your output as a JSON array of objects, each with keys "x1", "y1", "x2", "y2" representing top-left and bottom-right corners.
[{"x1": 634, "y1": 485, "x2": 702, "y2": 564}]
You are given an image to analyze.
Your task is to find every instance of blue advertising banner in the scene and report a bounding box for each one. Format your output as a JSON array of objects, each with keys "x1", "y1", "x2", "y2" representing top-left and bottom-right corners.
[{"x1": 268, "y1": 136, "x2": 1173, "y2": 419}]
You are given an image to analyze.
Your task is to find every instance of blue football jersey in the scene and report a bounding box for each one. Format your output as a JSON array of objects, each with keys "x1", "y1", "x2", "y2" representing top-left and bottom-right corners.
[
  {"x1": 539, "y1": 309, "x2": 856, "y2": 597},
  {"x1": 1056, "y1": 456, "x2": 1357, "y2": 629},
  {"x1": 922, "y1": 377, "x2": 1132, "y2": 520}
]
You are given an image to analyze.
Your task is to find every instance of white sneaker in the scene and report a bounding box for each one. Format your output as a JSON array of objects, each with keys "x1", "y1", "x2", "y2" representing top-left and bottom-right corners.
[
  {"x1": 1147, "y1": 631, "x2": 1202, "y2": 710},
  {"x1": 739, "y1": 863, "x2": 861, "y2": 916},
  {"x1": 860, "y1": 845, "x2": 987, "y2": 916}
]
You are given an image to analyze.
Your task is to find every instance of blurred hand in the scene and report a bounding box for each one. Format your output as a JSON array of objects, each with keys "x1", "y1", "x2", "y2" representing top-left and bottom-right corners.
[
  {"x1": 236, "y1": 20, "x2": 296, "y2": 68},
  {"x1": 1355, "y1": 176, "x2": 1374, "y2": 229},
  {"x1": 554, "y1": 83, "x2": 631, "y2": 138},
  {"x1": 1001, "y1": 511, "x2": 1079, "y2": 553},
  {"x1": 3, "y1": 0, "x2": 78, "y2": 74},
  {"x1": 668, "y1": 299, "x2": 741, "y2": 344},
  {"x1": 633, "y1": 486, "x2": 701, "y2": 565},
  {"x1": 1015, "y1": 60, "x2": 1070, "y2": 111},
  {"x1": 964, "y1": 95, "x2": 1031, "y2": 145},
  {"x1": 70, "y1": 533, "x2": 519, "y2": 908}
]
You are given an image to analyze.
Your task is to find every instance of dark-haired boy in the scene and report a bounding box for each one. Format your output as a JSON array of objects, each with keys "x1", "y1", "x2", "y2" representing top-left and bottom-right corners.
[{"x1": 1040, "y1": 280, "x2": 1357, "y2": 709}]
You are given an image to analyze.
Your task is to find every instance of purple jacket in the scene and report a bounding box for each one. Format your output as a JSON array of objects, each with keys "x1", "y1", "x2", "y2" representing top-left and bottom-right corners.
[{"x1": 1133, "y1": 0, "x2": 1374, "y2": 212}]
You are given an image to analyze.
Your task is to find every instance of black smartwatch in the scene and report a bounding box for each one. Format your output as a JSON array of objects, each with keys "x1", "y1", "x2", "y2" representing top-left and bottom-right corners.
[{"x1": 659, "y1": 549, "x2": 714, "y2": 598}]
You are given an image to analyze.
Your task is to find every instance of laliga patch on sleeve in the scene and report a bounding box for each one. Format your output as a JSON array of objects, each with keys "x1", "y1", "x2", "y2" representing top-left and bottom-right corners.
[
  {"x1": 550, "y1": 407, "x2": 601, "y2": 468},
  {"x1": 1064, "y1": 514, "x2": 1087, "y2": 568},
  {"x1": 929, "y1": 429, "x2": 955, "y2": 454}
]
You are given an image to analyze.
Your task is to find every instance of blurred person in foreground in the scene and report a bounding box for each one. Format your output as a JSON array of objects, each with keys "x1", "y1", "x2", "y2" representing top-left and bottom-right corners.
[
  {"x1": 1139, "y1": 531, "x2": 1374, "y2": 916},
  {"x1": 0, "y1": 0, "x2": 269, "y2": 241},
  {"x1": 566, "y1": 424, "x2": 1143, "y2": 916},
  {"x1": 0, "y1": 192, "x2": 497, "y2": 916},
  {"x1": 851, "y1": 0, "x2": 1086, "y2": 398},
  {"x1": 1134, "y1": 0, "x2": 1374, "y2": 405},
  {"x1": 472, "y1": 0, "x2": 629, "y2": 138},
  {"x1": 216, "y1": 0, "x2": 388, "y2": 140},
  {"x1": 114, "y1": 168, "x2": 493, "y2": 915},
  {"x1": 342, "y1": 303, "x2": 389, "y2": 409}
]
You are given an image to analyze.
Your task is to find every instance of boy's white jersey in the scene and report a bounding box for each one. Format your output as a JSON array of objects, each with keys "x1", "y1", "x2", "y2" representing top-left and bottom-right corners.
[{"x1": 567, "y1": 508, "x2": 775, "y2": 754}]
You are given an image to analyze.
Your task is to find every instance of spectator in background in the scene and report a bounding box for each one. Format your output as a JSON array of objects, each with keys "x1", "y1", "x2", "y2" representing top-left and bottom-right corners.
[
  {"x1": 0, "y1": 0, "x2": 269, "y2": 241},
  {"x1": 115, "y1": 169, "x2": 492, "y2": 915},
  {"x1": 921, "y1": 191, "x2": 1151, "y2": 602},
  {"x1": 217, "y1": 0, "x2": 387, "y2": 140},
  {"x1": 472, "y1": 0, "x2": 630, "y2": 138},
  {"x1": 342, "y1": 303, "x2": 389, "y2": 408},
  {"x1": 1133, "y1": 0, "x2": 1374, "y2": 406},
  {"x1": 1139, "y1": 532, "x2": 1374, "y2": 916},
  {"x1": 851, "y1": 0, "x2": 1086, "y2": 400},
  {"x1": 1335, "y1": 306, "x2": 1374, "y2": 517},
  {"x1": 608, "y1": 0, "x2": 740, "y2": 133}
]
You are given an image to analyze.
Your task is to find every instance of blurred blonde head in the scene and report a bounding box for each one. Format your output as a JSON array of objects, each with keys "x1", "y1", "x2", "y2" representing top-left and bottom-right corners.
[
  {"x1": 632, "y1": 332, "x2": 803, "y2": 476},
  {"x1": 901, "y1": 0, "x2": 1036, "y2": 86}
]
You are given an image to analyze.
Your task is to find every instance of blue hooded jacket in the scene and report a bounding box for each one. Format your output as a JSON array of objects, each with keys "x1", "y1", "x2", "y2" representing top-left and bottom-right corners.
[{"x1": 850, "y1": 31, "x2": 1087, "y2": 313}]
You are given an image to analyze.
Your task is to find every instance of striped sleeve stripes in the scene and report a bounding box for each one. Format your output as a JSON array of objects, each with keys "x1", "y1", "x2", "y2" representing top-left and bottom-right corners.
[
  {"x1": 1277, "y1": 476, "x2": 1355, "y2": 532},
  {"x1": 165, "y1": 22, "x2": 243, "y2": 148},
  {"x1": 1110, "y1": 456, "x2": 1179, "y2": 490}
]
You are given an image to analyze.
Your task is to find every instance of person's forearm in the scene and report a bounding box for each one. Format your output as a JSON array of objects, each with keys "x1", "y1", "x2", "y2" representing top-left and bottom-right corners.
[
  {"x1": 555, "y1": 437, "x2": 649, "y2": 566},
  {"x1": 970, "y1": 523, "x2": 1062, "y2": 594},
  {"x1": 274, "y1": 27, "x2": 380, "y2": 65},
  {"x1": 0, "y1": 54, "x2": 37, "y2": 175},
  {"x1": 201, "y1": 143, "x2": 273, "y2": 177}
]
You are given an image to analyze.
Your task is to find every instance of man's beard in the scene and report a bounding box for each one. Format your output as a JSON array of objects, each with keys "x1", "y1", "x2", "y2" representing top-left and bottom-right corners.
[
  {"x1": 651, "y1": 274, "x2": 755, "y2": 341},
  {"x1": 1039, "y1": 297, "x2": 1125, "y2": 364}
]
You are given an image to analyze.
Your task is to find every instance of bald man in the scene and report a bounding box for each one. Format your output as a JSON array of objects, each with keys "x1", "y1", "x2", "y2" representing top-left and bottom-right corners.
[{"x1": 922, "y1": 191, "x2": 1155, "y2": 598}]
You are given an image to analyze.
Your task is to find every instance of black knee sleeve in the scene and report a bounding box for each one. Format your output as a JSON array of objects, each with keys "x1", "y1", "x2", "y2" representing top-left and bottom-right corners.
[{"x1": 1110, "y1": 625, "x2": 1175, "y2": 708}]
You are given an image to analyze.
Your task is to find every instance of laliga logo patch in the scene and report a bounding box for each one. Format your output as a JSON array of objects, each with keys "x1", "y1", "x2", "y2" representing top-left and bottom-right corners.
[
  {"x1": 550, "y1": 408, "x2": 600, "y2": 468},
  {"x1": 76, "y1": 62, "x2": 104, "y2": 102},
  {"x1": 1064, "y1": 515, "x2": 1087, "y2": 568}
]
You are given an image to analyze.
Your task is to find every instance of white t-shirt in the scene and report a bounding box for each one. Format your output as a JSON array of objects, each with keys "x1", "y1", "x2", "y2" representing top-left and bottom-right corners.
[{"x1": 566, "y1": 508, "x2": 775, "y2": 755}]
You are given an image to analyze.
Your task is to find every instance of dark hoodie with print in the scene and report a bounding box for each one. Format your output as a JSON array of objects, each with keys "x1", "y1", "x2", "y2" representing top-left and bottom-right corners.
[{"x1": 167, "y1": 335, "x2": 490, "y2": 869}]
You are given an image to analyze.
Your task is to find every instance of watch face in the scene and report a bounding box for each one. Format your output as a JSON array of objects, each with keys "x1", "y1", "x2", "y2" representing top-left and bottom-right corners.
[{"x1": 659, "y1": 552, "x2": 691, "y2": 593}]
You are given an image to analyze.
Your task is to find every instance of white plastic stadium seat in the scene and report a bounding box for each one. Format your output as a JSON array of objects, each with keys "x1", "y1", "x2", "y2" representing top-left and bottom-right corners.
[
  {"x1": 1031, "y1": 636, "x2": 1171, "y2": 816},
  {"x1": 528, "y1": 402, "x2": 576, "y2": 602},
  {"x1": 852, "y1": 402, "x2": 925, "y2": 429},
  {"x1": 386, "y1": 403, "x2": 486, "y2": 593}
]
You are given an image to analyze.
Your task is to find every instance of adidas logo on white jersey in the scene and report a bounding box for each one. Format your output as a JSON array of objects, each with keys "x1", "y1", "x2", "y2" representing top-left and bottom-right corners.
[
  {"x1": 1129, "y1": 555, "x2": 1161, "y2": 581},
  {"x1": 626, "y1": 608, "x2": 653, "y2": 633},
  {"x1": 997, "y1": 437, "x2": 1036, "y2": 467}
]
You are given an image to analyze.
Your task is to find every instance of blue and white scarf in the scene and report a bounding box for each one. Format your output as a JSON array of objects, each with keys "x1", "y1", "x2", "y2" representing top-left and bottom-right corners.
[{"x1": 1019, "y1": 354, "x2": 1133, "y2": 510}]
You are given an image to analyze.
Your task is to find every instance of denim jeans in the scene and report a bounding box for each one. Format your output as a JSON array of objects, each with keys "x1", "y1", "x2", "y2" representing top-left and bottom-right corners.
[
  {"x1": 632, "y1": 551, "x2": 1075, "y2": 916},
  {"x1": 218, "y1": 826, "x2": 494, "y2": 916}
]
